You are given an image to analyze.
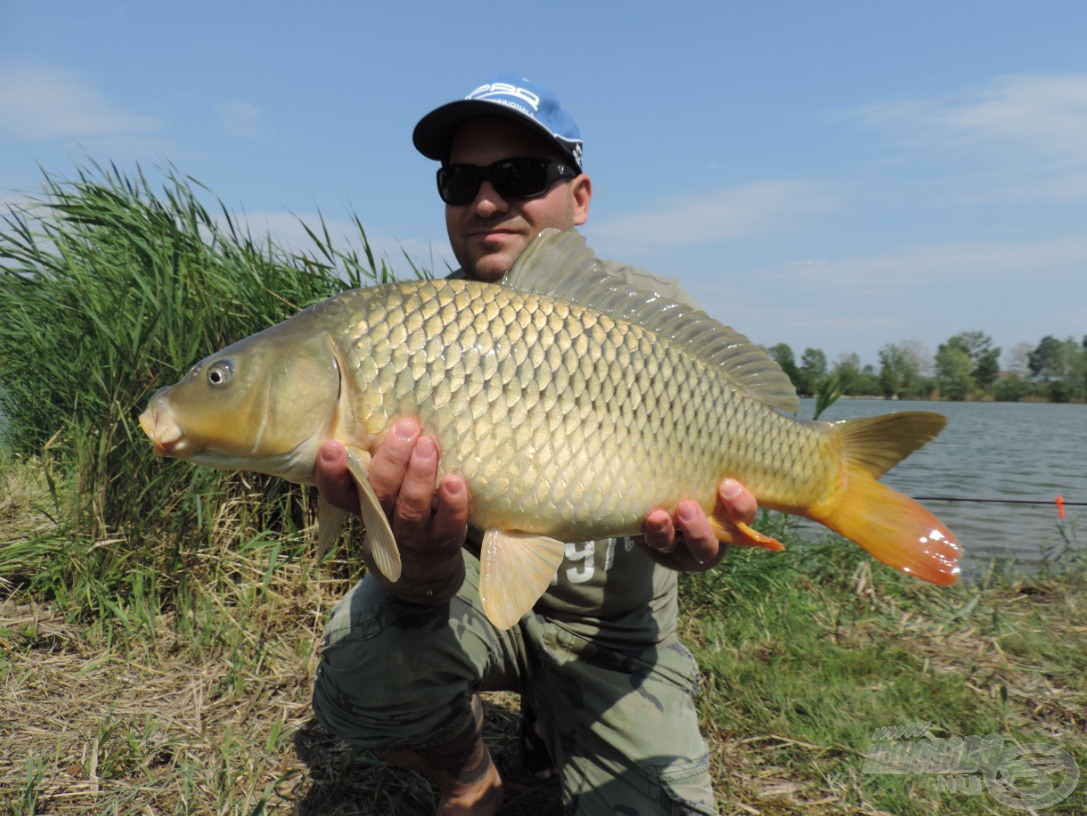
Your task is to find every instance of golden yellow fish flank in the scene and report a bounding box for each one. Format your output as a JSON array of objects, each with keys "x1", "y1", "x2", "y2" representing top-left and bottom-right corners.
[{"x1": 140, "y1": 229, "x2": 962, "y2": 629}]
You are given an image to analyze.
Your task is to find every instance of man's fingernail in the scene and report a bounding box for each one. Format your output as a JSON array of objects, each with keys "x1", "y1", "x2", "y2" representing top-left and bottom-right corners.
[
  {"x1": 722, "y1": 479, "x2": 742, "y2": 500},
  {"x1": 415, "y1": 436, "x2": 437, "y2": 459},
  {"x1": 393, "y1": 418, "x2": 417, "y2": 440},
  {"x1": 678, "y1": 504, "x2": 698, "y2": 523}
]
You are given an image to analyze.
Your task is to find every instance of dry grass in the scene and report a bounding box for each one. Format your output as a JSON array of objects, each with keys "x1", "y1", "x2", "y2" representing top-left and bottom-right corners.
[
  {"x1": 0, "y1": 554, "x2": 564, "y2": 816},
  {"x1": 3, "y1": 561, "x2": 1086, "y2": 815}
]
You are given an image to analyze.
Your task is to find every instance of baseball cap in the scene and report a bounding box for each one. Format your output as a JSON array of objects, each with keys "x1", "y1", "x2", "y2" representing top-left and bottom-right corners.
[{"x1": 413, "y1": 72, "x2": 584, "y2": 170}]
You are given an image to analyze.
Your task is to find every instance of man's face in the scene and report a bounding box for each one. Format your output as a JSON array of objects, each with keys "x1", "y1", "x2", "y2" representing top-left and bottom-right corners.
[{"x1": 445, "y1": 117, "x2": 591, "y2": 282}]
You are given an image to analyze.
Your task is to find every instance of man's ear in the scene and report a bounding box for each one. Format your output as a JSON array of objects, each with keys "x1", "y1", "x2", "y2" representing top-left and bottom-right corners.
[{"x1": 571, "y1": 173, "x2": 592, "y2": 225}]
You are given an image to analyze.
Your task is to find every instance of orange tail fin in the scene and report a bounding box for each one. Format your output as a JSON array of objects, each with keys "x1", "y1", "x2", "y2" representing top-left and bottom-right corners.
[
  {"x1": 813, "y1": 465, "x2": 961, "y2": 584},
  {"x1": 810, "y1": 412, "x2": 962, "y2": 585}
]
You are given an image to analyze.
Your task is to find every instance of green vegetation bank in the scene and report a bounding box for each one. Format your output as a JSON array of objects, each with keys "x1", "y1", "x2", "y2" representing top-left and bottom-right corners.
[{"x1": 766, "y1": 332, "x2": 1087, "y2": 404}]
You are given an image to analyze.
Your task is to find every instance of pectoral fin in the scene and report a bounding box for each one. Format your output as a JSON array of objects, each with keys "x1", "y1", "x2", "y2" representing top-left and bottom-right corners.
[
  {"x1": 316, "y1": 498, "x2": 348, "y2": 562},
  {"x1": 343, "y1": 444, "x2": 403, "y2": 582},
  {"x1": 479, "y1": 531, "x2": 566, "y2": 630},
  {"x1": 708, "y1": 516, "x2": 785, "y2": 552}
]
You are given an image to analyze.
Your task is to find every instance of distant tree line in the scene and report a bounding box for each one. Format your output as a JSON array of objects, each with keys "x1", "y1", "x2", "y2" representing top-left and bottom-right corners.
[{"x1": 767, "y1": 332, "x2": 1087, "y2": 403}]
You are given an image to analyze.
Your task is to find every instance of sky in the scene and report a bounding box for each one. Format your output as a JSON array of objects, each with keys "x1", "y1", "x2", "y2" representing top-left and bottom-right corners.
[{"x1": 2, "y1": 1, "x2": 1086, "y2": 369}]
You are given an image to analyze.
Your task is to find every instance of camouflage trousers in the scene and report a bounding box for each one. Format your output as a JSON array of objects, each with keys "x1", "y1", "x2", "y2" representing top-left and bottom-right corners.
[{"x1": 312, "y1": 549, "x2": 717, "y2": 815}]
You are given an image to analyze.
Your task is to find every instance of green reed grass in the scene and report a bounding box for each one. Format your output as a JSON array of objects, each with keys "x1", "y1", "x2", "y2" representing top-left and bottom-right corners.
[{"x1": 0, "y1": 163, "x2": 394, "y2": 616}]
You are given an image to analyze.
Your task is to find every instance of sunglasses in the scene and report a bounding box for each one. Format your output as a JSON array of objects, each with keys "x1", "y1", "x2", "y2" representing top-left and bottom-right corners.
[{"x1": 436, "y1": 157, "x2": 578, "y2": 206}]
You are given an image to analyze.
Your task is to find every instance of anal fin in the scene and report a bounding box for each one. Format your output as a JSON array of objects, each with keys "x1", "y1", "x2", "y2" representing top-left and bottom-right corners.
[
  {"x1": 316, "y1": 497, "x2": 348, "y2": 562},
  {"x1": 709, "y1": 516, "x2": 785, "y2": 552},
  {"x1": 343, "y1": 444, "x2": 403, "y2": 582},
  {"x1": 479, "y1": 531, "x2": 566, "y2": 630}
]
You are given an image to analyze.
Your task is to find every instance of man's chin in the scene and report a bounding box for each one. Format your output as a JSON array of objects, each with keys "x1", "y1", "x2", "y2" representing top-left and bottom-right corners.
[{"x1": 468, "y1": 246, "x2": 522, "y2": 282}]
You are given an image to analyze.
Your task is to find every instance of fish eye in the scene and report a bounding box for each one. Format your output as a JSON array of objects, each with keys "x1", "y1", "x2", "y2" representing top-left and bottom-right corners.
[{"x1": 207, "y1": 359, "x2": 234, "y2": 388}]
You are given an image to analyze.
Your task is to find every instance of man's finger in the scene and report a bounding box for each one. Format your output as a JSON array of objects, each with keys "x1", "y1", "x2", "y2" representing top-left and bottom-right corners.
[
  {"x1": 369, "y1": 418, "x2": 421, "y2": 515},
  {"x1": 315, "y1": 440, "x2": 360, "y2": 515},
  {"x1": 642, "y1": 508, "x2": 677, "y2": 553},
  {"x1": 675, "y1": 500, "x2": 718, "y2": 564},
  {"x1": 719, "y1": 479, "x2": 757, "y2": 525},
  {"x1": 430, "y1": 474, "x2": 470, "y2": 557},
  {"x1": 392, "y1": 434, "x2": 440, "y2": 543}
]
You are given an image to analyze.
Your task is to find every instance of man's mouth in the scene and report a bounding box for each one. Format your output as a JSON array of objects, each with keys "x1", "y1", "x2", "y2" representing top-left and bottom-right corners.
[
  {"x1": 470, "y1": 225, "x2": 515, "y2": 236},
  {"x1": 466, "y1": 218, "x2": 523, "y2": 236}
]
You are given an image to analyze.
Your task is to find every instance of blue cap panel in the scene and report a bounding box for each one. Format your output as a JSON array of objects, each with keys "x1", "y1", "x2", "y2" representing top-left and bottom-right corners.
[{"x1": 413, "y1": 72, "x2": 583, "y2": 169}]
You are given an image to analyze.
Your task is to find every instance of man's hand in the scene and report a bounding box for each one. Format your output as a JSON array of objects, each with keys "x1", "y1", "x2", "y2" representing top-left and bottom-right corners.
[
  {"x1": 640, "y1": 479, "x2": 756, "y2": 572},
  {"x1": 315, "y1": 418, "x2": 469, "y2": 602}
]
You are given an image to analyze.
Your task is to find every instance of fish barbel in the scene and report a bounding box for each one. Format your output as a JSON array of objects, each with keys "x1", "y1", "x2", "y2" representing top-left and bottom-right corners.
[{"x1": 140, "y1": 228, "x2": 962, "y2": 628}]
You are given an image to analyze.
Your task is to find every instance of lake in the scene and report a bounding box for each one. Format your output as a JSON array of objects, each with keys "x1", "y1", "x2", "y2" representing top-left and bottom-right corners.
[{"x1": 792, "y1": 399, "x2": 1087, "y2": 578}]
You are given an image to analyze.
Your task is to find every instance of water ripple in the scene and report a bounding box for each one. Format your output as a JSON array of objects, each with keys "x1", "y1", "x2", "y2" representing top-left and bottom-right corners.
[{"x1": 798, "y1": 399, "x2": 1087, "y2": 576}]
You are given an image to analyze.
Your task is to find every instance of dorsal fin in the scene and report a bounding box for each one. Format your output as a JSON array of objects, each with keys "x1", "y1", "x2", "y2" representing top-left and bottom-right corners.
[
  {"x1": 504, "y1": 228, "x2": 799, "y2": 413},
  {"x1": 835, "y1": 411, "x2": 948, "y2": 479}
]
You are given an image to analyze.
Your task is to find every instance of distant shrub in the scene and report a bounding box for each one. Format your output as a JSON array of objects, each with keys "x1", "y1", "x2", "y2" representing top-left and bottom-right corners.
[{"x1": 993, "y1": 373, "x2": 1033, "y2": 402}]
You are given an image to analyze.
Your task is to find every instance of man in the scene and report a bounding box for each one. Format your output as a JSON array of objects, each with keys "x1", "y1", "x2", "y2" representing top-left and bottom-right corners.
[{"x1": 312, "y1": 73, "x2": 758, "y2": 815}]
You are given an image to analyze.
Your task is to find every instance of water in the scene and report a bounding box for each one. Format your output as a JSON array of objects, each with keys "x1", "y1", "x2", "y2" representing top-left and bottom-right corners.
[{"x1": 793, "y1": 399, "x2": 1087, "y2": 576}]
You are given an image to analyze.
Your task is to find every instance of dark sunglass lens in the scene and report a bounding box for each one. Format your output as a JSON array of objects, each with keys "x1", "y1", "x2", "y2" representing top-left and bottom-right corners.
[
  {"x1": 438, "y1": 166, "x2": 483, "y2": 205},
  {"x1": 494, "y1": 159, "x2": 549, "y2": 199}
]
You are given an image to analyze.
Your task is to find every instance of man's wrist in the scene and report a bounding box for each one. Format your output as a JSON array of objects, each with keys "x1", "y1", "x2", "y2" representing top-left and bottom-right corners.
[{"x1": 384, "y1": 557, "x2": 466, "y2": 605}]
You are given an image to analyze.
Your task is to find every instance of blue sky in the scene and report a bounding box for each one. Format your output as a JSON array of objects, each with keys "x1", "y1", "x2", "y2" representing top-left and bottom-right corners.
[{"x1": 2, "y1": 1, "x2": 1086, "y2": 369}]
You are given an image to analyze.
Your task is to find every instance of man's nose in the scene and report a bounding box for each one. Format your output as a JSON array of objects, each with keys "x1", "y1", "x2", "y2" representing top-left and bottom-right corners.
[{"x1": 472, "y1": 181, "x2": 509, "y2": 216}]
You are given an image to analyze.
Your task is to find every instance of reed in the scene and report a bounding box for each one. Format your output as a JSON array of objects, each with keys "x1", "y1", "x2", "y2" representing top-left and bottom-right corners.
[{"x1": 0, "y1": 164, "x2": 392, "y2": 614}]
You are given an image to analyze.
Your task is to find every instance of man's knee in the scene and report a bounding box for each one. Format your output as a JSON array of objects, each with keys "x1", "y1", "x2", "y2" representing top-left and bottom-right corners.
[{"x1": 311, "y1": 577, "x2": 487, "y2": 749}]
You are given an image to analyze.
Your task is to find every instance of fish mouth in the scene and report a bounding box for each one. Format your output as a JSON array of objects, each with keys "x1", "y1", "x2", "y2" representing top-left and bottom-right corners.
[{"x1": 139, "y1": 404, "x2": 185, "y2": 457}]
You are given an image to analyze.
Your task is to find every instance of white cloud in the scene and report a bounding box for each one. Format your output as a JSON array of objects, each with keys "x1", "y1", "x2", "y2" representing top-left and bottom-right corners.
[
  {"x1": 767, "y1": 235, "x2": 1087, "y2": 291},
  {"x1": 0, "y1": 66, "x2": 163, "y2": 140},
  {"x1": 679, "y1": 232, "x2": 1087, "y2": 363},
  {"x1": 216, "y1": 100, "x2": 262, "y2": 137},
  {"x1": 587, "y1": 179, "x2": 840, "y2": 252},
  {"x1": 222, "y1": 211, "x2": 456, "y2": 281},
  {"x1": 859, "y1": 73, "x2": 1087, "y2": 201}
]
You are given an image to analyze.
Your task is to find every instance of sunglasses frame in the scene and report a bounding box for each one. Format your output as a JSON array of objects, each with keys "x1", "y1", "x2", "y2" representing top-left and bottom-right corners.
[{"x1": 436, "y1": 157, "x2": 578, "y2": 206}]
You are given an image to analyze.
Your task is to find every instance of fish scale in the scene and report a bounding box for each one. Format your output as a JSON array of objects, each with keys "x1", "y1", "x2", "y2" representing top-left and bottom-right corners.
[{"x1": 325, "y1": 278, "x2": 815, "y2": 539}]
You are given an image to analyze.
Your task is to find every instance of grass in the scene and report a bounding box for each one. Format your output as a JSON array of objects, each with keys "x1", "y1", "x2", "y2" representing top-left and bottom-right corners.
[
  {"x1": 678, "y1": 524, "x2": 1087, "y2": 814},
  {"x1": 2, "y1": 166, "x2": 1085, "y2": 813}
]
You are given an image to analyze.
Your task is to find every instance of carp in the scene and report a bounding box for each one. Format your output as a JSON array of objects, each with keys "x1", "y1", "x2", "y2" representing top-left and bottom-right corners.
[{"x1": 141, "y1": 229, "x2": 961, "y2": 628}]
